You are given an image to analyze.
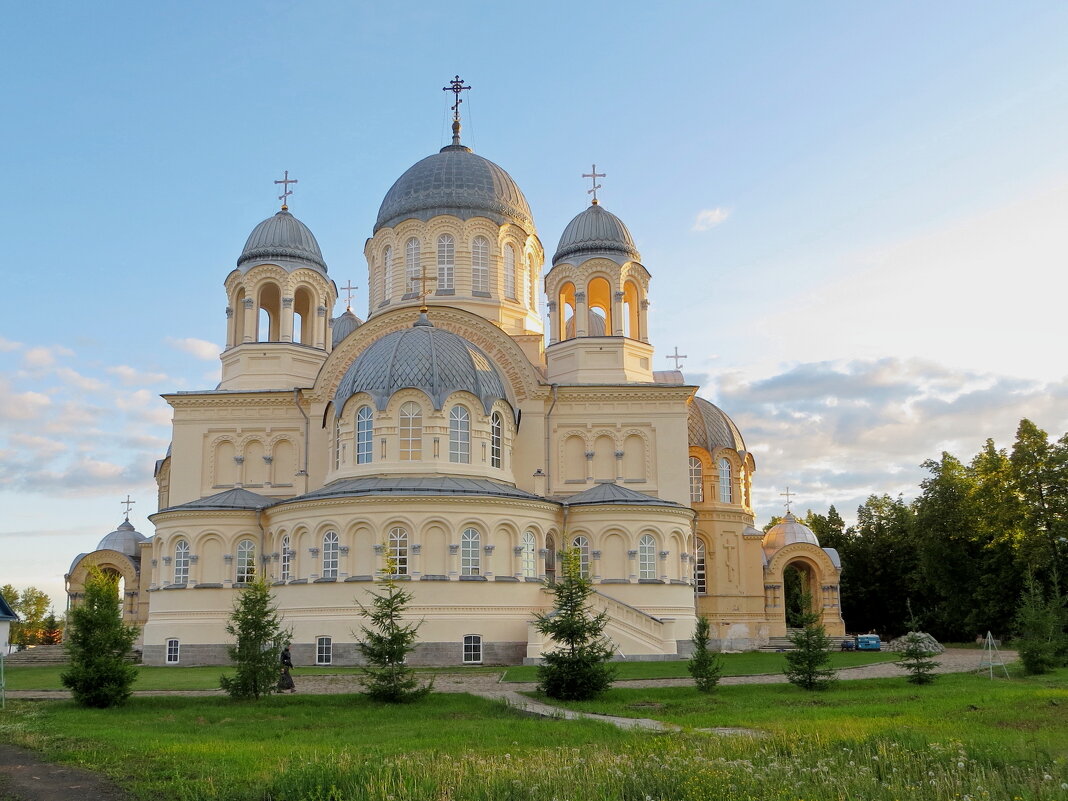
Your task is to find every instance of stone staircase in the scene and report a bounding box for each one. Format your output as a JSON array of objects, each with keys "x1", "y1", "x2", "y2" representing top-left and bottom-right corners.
[
  {"x1": 3, "y1": 644, "x2": 69, "y2": 665},
  {"x1": 758, "y1": 630, "x2": 804, "y2": 652}
]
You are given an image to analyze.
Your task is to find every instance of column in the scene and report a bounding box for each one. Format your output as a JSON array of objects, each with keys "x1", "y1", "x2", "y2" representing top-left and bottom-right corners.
[
  {"x1": 280, "y1": 296, "x2": 294, "y2": 342},
  {"x1": 575, "y1": 290, "x2": 588, "y2": 337},
  {"x1": 639, "y1": 299, "x2": 650, "y2": 343},
  {"x1": 612, "y1": 290, "x2": 624, "y2": 336},
  {"x1": 242, "y1": 297, "x2": 256, "y2": 343},
  {"x1": 547, "y1": 300, "x2": 559, "y2": 344}
]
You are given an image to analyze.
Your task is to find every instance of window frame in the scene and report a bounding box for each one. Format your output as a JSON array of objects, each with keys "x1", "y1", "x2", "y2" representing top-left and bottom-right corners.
[
  {"x1": 689, "y1": 457, "x2": 704, "y2": 503},
  {"x1": 521, "y1": 531, "x2": 536, "y2": 578},
  {"x1": 405, "y1": 237, "x2": 421, "y2": 293},
  {"x1": 504, "y1": 245, "x2": 516, "y2": 299},
  {"x1": 449, "y1": 405, "x2": 471, "y2": 463},
  {"x1": 463, "y1": 634, "x2": 483, "y2": 664},
  {"x1": 719, "y1": 457, "x2": 733, "y2": 503},
  {"x1": 471, "y1": 236, "x2": 489, "y2": 293},
  {"x1": 400, "y1": 401, "x2": 422, "y2": 461},
  {"x1": 461, "y1": 528, "x2": 481, "y2": 576},
  {"x1": 437, "y1": 233, "x2": 455, "y2": 290},
  {"x1": 280, "y1": 535, "x2": 292, "y2": 582},
  {"x1": 173, "y1": 539, "x2": 190, "y2": 585},
  {"x1": 355, "y1": 406, "x2": 374, "y2": 464},
  {"x1": 572, "y1": 535, "x2": 590, "y2": 579},
  {"x1": 236, "y1": 539, "x2": 256, "y2": 584},
  {"x1": 165, "y1": 638, "x2": 180, "y2": 664},
  {"x1": 322, "y1": 531, "x2": 340, "y2": 579},
  {"x1": 389, "y1": 526, "x2": 408, "y2": 576},
  {"x1": 695, "y1": 539, "x2": 707, "y2": 595},
  {"x1": 383, "y1": 245, "x2": 394, "y2": 300},
  {"x1": 490, "y1": 412, "x2": 502, "y2": 468},
  {"x1": 316, "y1": 636, "x2": 333, "y2": 666},
  {"x1": 638, "y1": 534, "x2": 656, "y2": 580}
]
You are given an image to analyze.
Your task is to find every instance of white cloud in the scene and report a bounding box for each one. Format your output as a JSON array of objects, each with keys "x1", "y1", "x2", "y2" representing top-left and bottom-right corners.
[
  {"x1": 167, "y1": 337, "x2": 220, "y2": 361},
  {"x1": 54, "y1": 367, "x2": 106, "y2": 393},
  {"x1": 22, "y1": 345, "x2": 73, "y2": 369},
  {"x1": 692, "y1": 207, "x2": 731, "y2": 231},
  {"x1": 0, "y1": 337, "x2": 21, "y2": 352},
  {"x1": 106, "y1": 365, "x2": 169, "y2": 385},
  {"x1": 0, "y1": 379, "x2": 52, "y2": 421}
]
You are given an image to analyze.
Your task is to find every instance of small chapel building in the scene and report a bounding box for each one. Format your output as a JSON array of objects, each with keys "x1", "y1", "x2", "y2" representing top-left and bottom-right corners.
[{"x1": 68, "y1": 89, "x2": 844, "y2": 666}]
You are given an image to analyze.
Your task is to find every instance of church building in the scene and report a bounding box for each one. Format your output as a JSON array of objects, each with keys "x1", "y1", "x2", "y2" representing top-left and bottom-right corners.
[{"x1": 67, "y1": 82, "x2": 845, "y2": 666}]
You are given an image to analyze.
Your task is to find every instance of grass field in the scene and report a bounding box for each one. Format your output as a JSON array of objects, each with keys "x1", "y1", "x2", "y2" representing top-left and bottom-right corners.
[{"x1": 1, "y1": 669, "x2": 1065, "y2": 800}]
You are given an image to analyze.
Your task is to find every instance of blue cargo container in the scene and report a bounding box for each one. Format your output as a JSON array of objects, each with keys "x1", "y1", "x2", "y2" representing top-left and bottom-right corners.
[{"x1": 856, "y1": 634, "x2": 881, "y2": 651}]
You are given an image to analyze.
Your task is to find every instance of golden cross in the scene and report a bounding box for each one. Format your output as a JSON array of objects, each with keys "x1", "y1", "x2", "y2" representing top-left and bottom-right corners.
[
  {"x1": 274, "y1": 170, "x2": 298, "y2": 210},
  {"x1": 340, "y1": 280, "x2": 358, "y2": 310},
  {"x1": 583, "y1": 164, "x2": 605, "y2": 205},
  {"x1": 415, "y1": 264, "x2": 437, "y2": 313},
  {"x1": 780, "y1": 486, "x2": 795, "y2": 514}
]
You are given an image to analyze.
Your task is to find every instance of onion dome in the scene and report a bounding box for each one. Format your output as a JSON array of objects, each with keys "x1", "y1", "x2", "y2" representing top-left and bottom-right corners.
[
  {"x1": 375, "y1": 144, "x2": 534, "y2": 233},
  {"x1": 334, "y1": 320, "x2": 509, "y2": 414},
  {"x1": 688, "y1": 397, "x2": 747, "y2": 455},
  {"x1": 553, "y1": 203, "x2": 641, "y2": 265},
  {"x1": 331, "y1": 309, "x2": 363, "y2": 347},
  {"x1": 95, "y1": 519, "x2": 148, "y2": 558},
  {"x1": 762, "y1": 512, "x2": 821, "y2": 555},
  {"x1": 238, "y1": 209, "x2": 327, "y2": 272}
]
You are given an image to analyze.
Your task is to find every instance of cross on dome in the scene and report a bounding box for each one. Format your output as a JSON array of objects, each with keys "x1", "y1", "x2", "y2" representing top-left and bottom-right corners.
[
  {"x1": 442, "y1": 75, "x2": 471, "y2": 146},
  {"x1": 415, "y1": 264, "x2": 438, "y2": 314},
  {"x1": 780, "y1": 486, "x2": 795, "y2": 514},
  {"x1": 340, "y1": 280, "x2": 358, "y2": 310},
  {"x1": 121, "y1": 494, "x2": 136, "y2": 521},
  {"x1": 583, "y1": 164, "x2": 605, "y2": 205},
  {"x1": 274, "y1": 170, "x2": 298, "y2": 210},
  {"x1": 667, "y1": 347, "x2": 687, "y2": 369}
]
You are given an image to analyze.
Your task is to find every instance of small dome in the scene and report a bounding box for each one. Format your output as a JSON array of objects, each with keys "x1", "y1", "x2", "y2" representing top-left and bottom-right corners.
[
  {"x1": 762, "y1": 512, "x2": 821, "y2": 554},
  {"x1": 96, "y1": 519, "x2": 148, "y2": 558},
  {"x1": 334, "y1": 320, "x2": 509, "y2": 415},
  {"x1": 375, "y1": 145, "x2": 534, "y2": 233},
  {"x1": 688, "y1": 397, "x2": 746, "y2": 454},
  {"x1": 238, "y1": 209, "x2": 327, "y2": 272},
  {"x1": 332, "y1": 309, "x2": 363, "y2": 347},
  {"x1": 553, "y1": 203, "x2": 641, "y2": 265}
]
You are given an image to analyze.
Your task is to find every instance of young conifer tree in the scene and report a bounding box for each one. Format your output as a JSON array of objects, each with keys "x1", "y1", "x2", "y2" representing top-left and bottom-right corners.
[
  {"x1": 219, "y1": 577, "x2": 288, "y2": 700},
  {"x1": 61, "y1": 567, "x2": 139, "y2": 708},
  {"x1": 896, "y1": 600, "x2": 940, "y2": 684},
  {"x1": 1015, "y1": 574, "x2": 1068, "y2": 674},
  {"x1": 533, "y1": 547, "x2": 616, "y2": 700},
  {"x1": 688, "y1": 615, "x2": 723, "y2": 692},
  {"x1": 783, "y1": 595, "x2": 836, "y2": 691},
  {"x1": 355, "y1": 552, "x2": 432, "y2": 702}
]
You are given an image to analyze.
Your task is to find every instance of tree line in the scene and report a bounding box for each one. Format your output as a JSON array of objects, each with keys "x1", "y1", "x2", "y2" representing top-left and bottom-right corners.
[{"x1": 0, "y1": 585, "x2": 61, "y2": 648}]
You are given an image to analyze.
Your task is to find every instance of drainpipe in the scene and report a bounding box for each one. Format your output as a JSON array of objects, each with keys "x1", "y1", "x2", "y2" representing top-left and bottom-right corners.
[
  {"x1": 544, "y1": 384, "x2": 558, "y2": 496},
  {"x1": 293, "y1": 388, "x2": 310, "y2": 494}
]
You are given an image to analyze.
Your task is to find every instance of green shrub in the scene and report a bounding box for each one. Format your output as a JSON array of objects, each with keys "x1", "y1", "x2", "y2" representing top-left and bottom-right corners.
[
  {"x1": 1014, "y1": 575, "x2": 1068, "y2": 675},
  {"x1": 783, "y1": 603, "x2": 836, "y2": 691},
  {"x1": 687, "y1": 615, "x2": 723, "y2": 692},
  {"x1": 219, "y1": 578, "x2": 288, "y2": 700}
]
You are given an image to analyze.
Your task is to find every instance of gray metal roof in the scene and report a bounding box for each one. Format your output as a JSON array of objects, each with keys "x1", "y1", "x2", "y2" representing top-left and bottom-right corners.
[
  {"x1": 95, "y1": 519, "x2": 148, "y2": 557},
  {"x1": 553, "y1": 203, "x2": 641, "y2": 265},
  {"x1": 560, "y1": 483, "x2": 686, "y2": 508},
  {"x1": 279, "y1": 476, "x2": 548, "y2": 504},
  {"x1": 161, "y1": 487, "x2": 274, "y2": 513},
  {"x1": 374, "y1": 145, "x2": 534, "y2": 233},
  {"x1": 0, "y1": 593, "x2": 19, "y2": 622},
  {"x1": 331, "y1": 309, "x2": 363, "y2": 347},
  {"x1": 238, "y1": 209, "x2": 327, "y2": 272},
  {"x1": 334, "y1": 321, "x2": 509, "y2": 414},
  {"x1": 762, "y1": 512, "x2": 821, "y2": 554},
  {"x1": 688, "y1": 396, "x2": 747, "y2": 454}
]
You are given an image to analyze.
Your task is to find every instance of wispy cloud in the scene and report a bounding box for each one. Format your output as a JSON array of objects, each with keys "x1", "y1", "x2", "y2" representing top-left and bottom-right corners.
[
  {"x1": 0, "y1": 337, "x2": 21, "y2": 352},
  {"x1": 167, "y1": 337, "x2": 220, "y2": 361},
  {"x1": 22, "y1": 345, "x2": 74, "y2": 369},
  {"x1": 692, "y1": 207, "x2": 731, "y2": 231},
  {"x1": 106, "y1": 365, "x2": 169, "y2": 386}
]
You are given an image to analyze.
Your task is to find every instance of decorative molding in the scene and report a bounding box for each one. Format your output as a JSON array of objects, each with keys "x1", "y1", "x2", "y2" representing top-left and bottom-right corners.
[
  {"x1": 282, "y1": 296, "x2": 294, "y2": 308},
  {"x1": 591, "y1": 550, "x2": 602, "y2": 560},
  {"x1": 373, "y1": 544, "x2": 385, "y2": 554},
  {"x1": 411, "y1": 543, "x2": 422, "y2": 555},
  {"x1": 225, "y1": 306, "x2": 233, "y2": 318},
  {"x1": 243, "y1": 298, "x2": 255, "y2": 309},
  {"x1": 483, "y1": 545, "x2": 495, "y2": 554},
  {"x1": 448, "y1": 544, "x2": 459, "y2": 555}
]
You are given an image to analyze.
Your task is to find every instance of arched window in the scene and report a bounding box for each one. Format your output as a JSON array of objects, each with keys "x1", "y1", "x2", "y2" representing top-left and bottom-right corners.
[
  {"x1": 280, "y1": 535, "x2": 292, "y2": 582},
  {"x1": 521, "y1": 531, "x2": 536, "y2": 578},
  {"x1": 520, "y1": 256, "x2": 529, "y2": 308},
  {"x1": 639, "y1": 534, "x2": 656, "y2": 580},
  {"x1": 545, "y1": 533, "x2": 556, "y2": 581},
  {"x1": 400, "y1": 402, "x2": 422, "y2": 460},
  {"x1": 695, "y1": 539, "x2": 707, "y2": 595},
  {"x1": 461, "y1": 528, "x2": 481, "y2": 576},
  {"x1": 383, "y1": 245, "x2": 394, "y2": 300},
  {"x1": 437, "y1": 234, "x2": 454, "y2": 290},
  {"x1": 689, "y1": 457, "x2": 703, "y2": 503},
  {"x1": 528, "y1": 254, "x2": 539, "y2": 310},
  {"x1": 355, "y1": 406, "x2": 373, "y2": 464},
  {"x1": 236, "y1": 539, "x2": 256, "y2": 584},
  {"x1": 449, "y1": 405, "x2": 470, "y2": 463},
  {"x1": 504, "y1": 245, "x2": 516, "y2": 299},
  {"x1": 333, "y1": 415, "x2": 342, "y2": 470},
  {"x1": 490, "y1": 412, "x2": 502, "y2": 468},
  {"x1": 572, "y1": 535, "x2": 590, "y2": 579},
  {"x1": 173, "y1": 540, "x2": 190, "y2": 584},
  {"x1": 322, "y1": 531, "x2": 339, "y2": 579},
  {"x1": 472, "y1": 236, "x2": 489, "y2": 293},
  {"x1": 719, "y1": 457, "x2": 733, "y2": 503},
  {"x1": 389, "y1": 527, "x2": 408, "y2": 575},
  {"x1": 405, "y1": 237, "x2": 420, "y2": 293}
]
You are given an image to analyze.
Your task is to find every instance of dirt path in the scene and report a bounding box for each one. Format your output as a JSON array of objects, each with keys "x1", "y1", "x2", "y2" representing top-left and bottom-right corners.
[{"x1": 0, "y1": 743, "x2": 130, "y2": 801}]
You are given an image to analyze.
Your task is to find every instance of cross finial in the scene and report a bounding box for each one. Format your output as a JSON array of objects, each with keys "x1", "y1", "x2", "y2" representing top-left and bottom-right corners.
[
  {"x1": 274, "y1": 170, "x2": 298, "y2": 210},
  {"x1": 582, "y1": 164, "x2": 606, "y2": 205},
  {"x1": 667, "y1": 346, "x2": 687, "y2": 370},
  {"x1": 340, "y1": 280, "x2": 358, "y2": 310},
  {"x1": 780, "y1": 487, "x2": 795, "y2": 515},
  {"x1": 442, "y1": 75, "x2": 471, "y2": 146},
  {"x1": 415, "y1": 264, "x2": 438, "y2": 314},
  {"x1": 121, "y1": 494, "x2": 135, "y2": 521}
]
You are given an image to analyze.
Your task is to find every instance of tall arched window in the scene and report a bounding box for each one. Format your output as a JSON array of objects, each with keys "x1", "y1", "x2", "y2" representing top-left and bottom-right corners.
[
  {"x1": 449, "y1": 405, "x2": 470, "y2": 463},
  {"x1": 383, "y1": 245, "x2": 394, "y2": 300},
  {"x1": 236, "y1": 539, "x2": 256, "y2": 584},
  {"x1": 528, "y1": 254, "x2": 538, "y2": 310},
  {"x1": 490, "y1": 412, "x2": 502, "y2": 468},
  {"x1": 355, "y1": 406, "x2": 373, "y2": 464},
  {"x1": 405, "y1": 237, "x2": 420, "y2": 293},
  {"x1": 719, "y1": 457, "x2": 733, "y2": 503},
  {"x1": 504, "y1": 245, "x2": 516, "y2": 299},
  {"x1": 461, "y1": 528, "x2": 481, "y2": 576},
  {"x1": 280, "y1": 535, "x2": 292, "y2": 582},
  {"x1": 322, "y1": 531, "x2": 339, "y2": 579},
  {"x1": 639, "y1": 534, "x2": 656, "y2": 580},
  {"x1": 545, "y1": 533, "x2": 556, "y2": 581},
  {"x1": 333, "y1": 415, "x2": 342, "y2": 470},
  {"x1": 695, "y1": 539, "x2": 707, "y2": 595},
  {"x1": 173, "y1": 540, "x2": 190, "y2": 584},
  {"x1": 437, "y1": 234, "x2": 454, "y2": 290},
  {"x1": 400, "y1": 402, "x2": 422, "y2": 460},
  {"x1": 572, "y1": 536, "x2": 590, "y2": 579},
  {"x1": 520, "y1": 257, "x2": 529, "y2": 308},
  {"x1": 521, "y1": 531, "x2": 536, "y2": 578},
  {"x1": 472, "y1": 236, "x2": 489, "y2": 293},
  {"x1": 389, "y1": 527, "x2": 408, "y2": 575},
  {"x1": 689, "y1": 457, "x2": 703, "y2": 503}
]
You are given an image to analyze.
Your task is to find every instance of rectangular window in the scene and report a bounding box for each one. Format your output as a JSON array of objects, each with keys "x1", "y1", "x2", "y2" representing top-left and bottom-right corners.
[
  {"x1": 166, "y1": 638, "x2": 180, "y2": 664},
  {"x1": 463, "y1": 634, "x2": 482, "y2": 664},
  {"x1": 316, "y1": 636, "x2": 332, "y2": 665}
]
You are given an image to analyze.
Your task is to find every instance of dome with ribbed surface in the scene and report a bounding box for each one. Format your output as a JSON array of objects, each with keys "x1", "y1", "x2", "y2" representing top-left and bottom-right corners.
[
  {"x1": 334, "y1": 320, "x2": 509, "y2": 414},
  {"x1": 553, "y1": 203, "x2": 641, "y2": 265},
  {"x1": 238, "y1": 209, "x2": 327, "y2": 272},
  {"x1": 375, "y1": 144, "x2": 534, "y2": 233},
  {"x1": 331, "y1": 309, "x2": 363, "y2": 347},
  {"x1": 688, "y1": 397, "x2": 747, "y2": 454},
  {"x1": 96, "y1": 519, "x2": 148, "y2": 558},
  {"x1": 762, "y1": 512, "x2": 821, "y2": 554}
]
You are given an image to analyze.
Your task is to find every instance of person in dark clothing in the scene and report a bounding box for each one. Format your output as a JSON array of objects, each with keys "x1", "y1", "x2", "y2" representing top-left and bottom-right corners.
[{"x1": 278, "y1": 646, "x2": 295, "y2": 693}]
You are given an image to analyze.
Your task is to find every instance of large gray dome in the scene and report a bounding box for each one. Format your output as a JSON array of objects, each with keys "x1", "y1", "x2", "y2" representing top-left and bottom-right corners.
[
  {"x1": 238, "y1": 209, "x2": 327, "y2": 272},
  {"x1": 762, "y1": 512, "x2": 821, "y2": 554},
  {"x1": 334, "y1": 320, "x2": 509, "y2": 414},
  {"x1": 553, "y1": 203, "x2": 641, "y2": 265},
  {"x1": 688, "y1": 397, "x2": 747, "y2": 455},
  {"x1": 375, "y1": 144, "x2": 534, "y2": 233},
  {"x1": 96, "y1": 519, "x2": 148, "y2": 558}
]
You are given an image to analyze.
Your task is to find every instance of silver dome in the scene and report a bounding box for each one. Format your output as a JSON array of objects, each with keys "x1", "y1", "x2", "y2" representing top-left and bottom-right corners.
[
  {"x1": 374, "y1": 145, "x2": 534, "y2": 233},
  {"x1": 334, "y1": 320, "x2": 509, "y2": 414},
  {"x1": 762, "y1": 512, "x2": 821, "y2": 554},
  {"x1": 332, "y1": 309, "x2": 363, "y2": 347},
  {"x1": 688, "y1": 396, "x2": 746, "y2": 454},
  {"x1": 238, "y1": 209, "x2": 327, "y2": 272},
  {"x1": 553, "y1": 203, "x2": 641, "y2": 265},
  {"x1": 96, "y1": 519, "x2": 148, "y2": 558}
]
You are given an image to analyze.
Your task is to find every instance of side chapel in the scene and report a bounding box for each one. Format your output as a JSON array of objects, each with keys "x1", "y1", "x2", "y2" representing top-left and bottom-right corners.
[{"x1": 67, "y1": 81, "x2": 844, "y2": 666}]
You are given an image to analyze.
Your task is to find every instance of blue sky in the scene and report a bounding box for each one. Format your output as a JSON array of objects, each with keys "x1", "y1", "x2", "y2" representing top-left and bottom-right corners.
[{"x1": 2, "y1": 1, "x2": 1067, "y2": 608}]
